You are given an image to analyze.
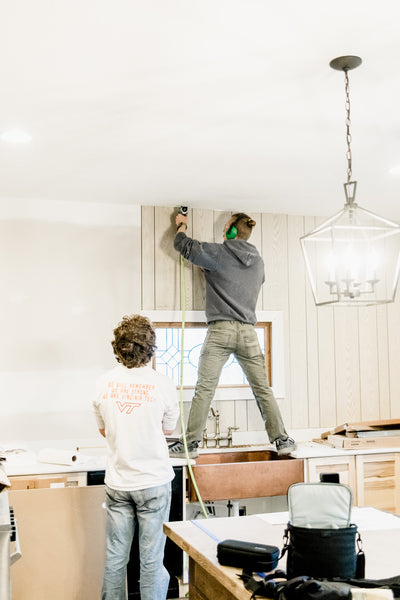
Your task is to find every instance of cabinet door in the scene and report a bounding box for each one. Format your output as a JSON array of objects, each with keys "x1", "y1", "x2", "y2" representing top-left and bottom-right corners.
[
  {"x1": 9, "y1": 477, "x2": 37, "y2": 490},
  {"x1": 9, "y1": 485, "x2": 106, "y2": 600},
  {"x1": 306, "y1": 456, "x2": 357, "y2": 503},
  {"x1": 356, "y1": 453, "x2": 400, "y2": 514}
]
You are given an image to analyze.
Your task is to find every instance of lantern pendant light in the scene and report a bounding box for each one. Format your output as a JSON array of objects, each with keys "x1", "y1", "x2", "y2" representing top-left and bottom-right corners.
[{"x1": 301, "y1": 56, "x2": 400, "y2": 306}]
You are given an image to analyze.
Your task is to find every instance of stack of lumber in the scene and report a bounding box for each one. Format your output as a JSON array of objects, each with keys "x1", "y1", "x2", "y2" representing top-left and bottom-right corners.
[{"x1": 314, "y1": 418, "x2": 400, "y2": 449}]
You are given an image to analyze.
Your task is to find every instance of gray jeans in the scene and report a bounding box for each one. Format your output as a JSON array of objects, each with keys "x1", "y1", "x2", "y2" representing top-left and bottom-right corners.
[{"x1": 184, "y1": 320, "x2": 288, "y2": 445}]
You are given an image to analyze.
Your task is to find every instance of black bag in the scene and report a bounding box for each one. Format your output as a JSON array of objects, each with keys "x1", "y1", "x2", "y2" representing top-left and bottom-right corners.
[
  {"x1": 281, "y1": 482, "x2": 365, "y2": 580},
  {"x1": 240, "y1": 572, "x2": 400, "y2": 600},
  {"x1": 242, "y1": 575, "x2": 353, "y2": 600},
  {"x1": 282, "y1": 523, "x2": 365, "y2": 579},
  {"x1": 217, "y1": 539, "x2": 279, "y2": 572}
]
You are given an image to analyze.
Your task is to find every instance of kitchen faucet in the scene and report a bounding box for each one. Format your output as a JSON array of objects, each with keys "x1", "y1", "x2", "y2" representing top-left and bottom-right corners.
[{"x1": 202, "y1": 408, "x2": 239, "y2": 448}]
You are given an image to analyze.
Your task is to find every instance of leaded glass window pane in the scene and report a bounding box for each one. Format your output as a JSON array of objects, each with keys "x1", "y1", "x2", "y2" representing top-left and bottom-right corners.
[{"x1": 154, "y1": 325, "x2": 266, "y2": 387}]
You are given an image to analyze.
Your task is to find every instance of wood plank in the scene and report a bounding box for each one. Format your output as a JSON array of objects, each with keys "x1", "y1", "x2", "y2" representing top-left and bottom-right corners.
[
  {"x1": 154, "y1": 206, "x2": 181, "y2": 310},
  {"x1": 358, "y1": 306, "x2": 380, "y2": 421},
  {"x1": 234, "y1": 400, "x2": 247, "y2": 431},
  {"x1": 317, "y1": 305, "x2": 336, "y2": 427},
  {"x1": 304, "y1": 216, "x2": 320, "y2": 427},
  {"x1": 334, "y1": 306, "x2": 361, "y2": 424},
  {"x1": 214, "y1": 211, "x2": 231, "y2": 241},
  {"x1": 192, "y1": 562, "x2": 242, "y2": 600},
  {"x1": 249, "y1": 211, "x2": 263, "y2": 312},
  {"x1": 287, "y1": 215, "x2": 308, "y2": 427},
  {"x1": 192, "y1": 209, "x2": 214, "y2": 310},
  {"x1": 261, "y1": 213, "x2": 288, "y2": 310},
  {"x1": 261, "y1": 213, "x2": 291, "y2": 425},
  {"x1": 376, "y1": 304, "x2": 391, "y2": 419},
  {"x1": 246, "y1": 399, "x2": 265, "y2": 431}
]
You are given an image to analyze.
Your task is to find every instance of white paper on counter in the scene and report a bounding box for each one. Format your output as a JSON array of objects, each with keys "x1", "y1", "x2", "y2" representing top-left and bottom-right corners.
[
  {"x1": 258, "y1": 506, "x2": 400, "y2": 530},
  {"x1": 351, "y1": 506, "x2": 400, "y2": 530},
  {"x1": 38, "y1": 448, "x2": 78, "y2": 466}
]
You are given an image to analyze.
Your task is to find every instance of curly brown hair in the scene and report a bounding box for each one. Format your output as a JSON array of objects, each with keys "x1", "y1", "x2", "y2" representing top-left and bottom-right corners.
[{"x1": 112, "y1": 315, "x2": 156, "y2": 368}]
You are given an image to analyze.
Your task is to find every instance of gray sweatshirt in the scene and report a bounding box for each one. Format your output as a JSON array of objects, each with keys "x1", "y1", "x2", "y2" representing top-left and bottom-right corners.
[{"x1": 174, "y1": 232, "x2": 265, "y2": 325}]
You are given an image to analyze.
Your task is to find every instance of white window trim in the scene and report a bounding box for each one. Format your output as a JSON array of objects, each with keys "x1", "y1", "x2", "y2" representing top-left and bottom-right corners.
[{"x1": 142, "y1": 310, "x2": 285, "y2": 401}]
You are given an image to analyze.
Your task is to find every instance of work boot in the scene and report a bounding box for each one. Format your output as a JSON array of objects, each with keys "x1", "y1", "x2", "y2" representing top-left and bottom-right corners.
[
  {"x1": 275, "y1": 437, "x2": 297, "y2": 456},
  {"x1": 169, "y1": 440, "x2": 199, "y2": 459}
]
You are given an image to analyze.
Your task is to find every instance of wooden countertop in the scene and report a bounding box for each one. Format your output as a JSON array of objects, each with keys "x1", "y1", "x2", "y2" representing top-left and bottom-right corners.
[{"x1": 164, "y1": 510, "x2": 400, "y2": 600}]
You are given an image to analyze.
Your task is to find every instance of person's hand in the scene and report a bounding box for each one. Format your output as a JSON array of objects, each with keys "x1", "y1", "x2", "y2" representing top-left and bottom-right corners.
[{"x1": 176, "y1": 214, "x2": 188, "y2": 231}]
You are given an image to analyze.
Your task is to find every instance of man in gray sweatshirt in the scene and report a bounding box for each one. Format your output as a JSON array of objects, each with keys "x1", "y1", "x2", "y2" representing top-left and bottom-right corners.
[{"x1": 169, "y1": 212, "x2": 296, "y2": 458}]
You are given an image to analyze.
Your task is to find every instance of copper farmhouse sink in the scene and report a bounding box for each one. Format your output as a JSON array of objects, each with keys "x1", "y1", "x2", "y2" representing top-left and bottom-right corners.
[{"x1": 188, "y1": 450, "x2": 304, "y2": 502}]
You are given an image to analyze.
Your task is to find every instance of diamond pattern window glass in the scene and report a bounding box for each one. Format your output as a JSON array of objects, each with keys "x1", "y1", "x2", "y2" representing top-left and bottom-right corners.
[{"x1": 153, "y1": 322, "x2": 271, "y2": 388}]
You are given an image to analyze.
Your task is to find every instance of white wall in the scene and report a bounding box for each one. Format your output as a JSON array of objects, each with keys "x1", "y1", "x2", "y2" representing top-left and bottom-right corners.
[{"x1": 0, "y1": 200, "x2": 141, "y2": 441}]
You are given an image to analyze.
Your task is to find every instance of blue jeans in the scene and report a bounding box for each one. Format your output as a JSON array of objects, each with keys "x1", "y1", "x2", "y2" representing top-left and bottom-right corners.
[
  {"x1": 102, "y1": 482, "x2": 172, "y2": 600},
  {"x1": 185, "y1": 320, "x2": 288, "y2": 444}
]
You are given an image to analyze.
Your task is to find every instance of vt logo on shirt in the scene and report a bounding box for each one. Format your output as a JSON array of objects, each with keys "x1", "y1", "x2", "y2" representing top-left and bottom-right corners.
[{"x1": 116, "y1": 401, "x2": 141, "y2": 414}]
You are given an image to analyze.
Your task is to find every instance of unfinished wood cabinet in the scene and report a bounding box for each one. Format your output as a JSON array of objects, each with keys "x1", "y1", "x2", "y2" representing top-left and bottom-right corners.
[
  {"x1": 8, "y1": 485, "x2": 106, "y2": 600},
  {"x1": 10, "y1": 474, "x2": 68, "y2": 490},
  {"x1": 355, "y1": 453, "x2": 400, "y2": 514},
  {"x1": 306, "y1": 455, "x2": 357, "y2": 502},
  {"x1": 9, "y1": 472, "x2": 87, "y2": 490}
]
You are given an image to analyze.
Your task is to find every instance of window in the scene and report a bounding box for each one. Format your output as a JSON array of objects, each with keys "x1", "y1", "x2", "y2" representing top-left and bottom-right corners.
[
  {"x1": 142, "y1": 311, "x2": 285, "y2": 400},
  {"x1": 153, "y1": 322, "x2": 271, "y2": 388}
]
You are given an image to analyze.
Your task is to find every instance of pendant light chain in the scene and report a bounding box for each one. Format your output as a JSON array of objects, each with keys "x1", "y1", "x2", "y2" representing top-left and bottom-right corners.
[{"x1": 344, "y1": 69, "x2": 353, "y2": 183}]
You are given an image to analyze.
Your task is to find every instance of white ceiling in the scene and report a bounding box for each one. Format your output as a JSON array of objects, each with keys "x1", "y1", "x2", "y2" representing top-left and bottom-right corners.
[{"x1": 2, "y1": 1, "x2": 400, "y2": 220}]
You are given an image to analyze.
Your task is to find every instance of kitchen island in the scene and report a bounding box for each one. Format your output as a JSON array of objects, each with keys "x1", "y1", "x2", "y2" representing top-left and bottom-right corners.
[{"x1": 164, "y1": 509, "x2": 400, "y2": 600}]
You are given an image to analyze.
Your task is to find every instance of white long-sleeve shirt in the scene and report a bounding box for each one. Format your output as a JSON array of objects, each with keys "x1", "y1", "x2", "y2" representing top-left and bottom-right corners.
[{"x1": 93, "y1": 364, "x2": 179, "y2": 491}]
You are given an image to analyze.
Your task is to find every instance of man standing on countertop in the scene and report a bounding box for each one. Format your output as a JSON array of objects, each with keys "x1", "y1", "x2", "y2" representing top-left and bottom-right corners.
[
  {"x1": 93, "y1": 314, "x2": 179, "y2": 600},
  {"x1": 169, "y1": 211, "x2": 296, "y2": 459}
]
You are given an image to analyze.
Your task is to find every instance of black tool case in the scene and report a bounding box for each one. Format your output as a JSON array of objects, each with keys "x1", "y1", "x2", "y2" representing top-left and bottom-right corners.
[{"x1": 217, "y1": 539, "x2": 279, "y2": 571}]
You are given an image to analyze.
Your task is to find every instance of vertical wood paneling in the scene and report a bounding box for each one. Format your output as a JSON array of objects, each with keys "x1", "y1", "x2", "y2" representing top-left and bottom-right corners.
[
  {"x1": 261, "y1": 213, "x2": 291, "y2": 426},
  {"x1": 377, "y1": 304, "x2": 391, "y2": 418},
  {"x1": 318, "y1": 306, "x2": 336, "y2": 427},
  {"x1": 261, "y1": 213, "x2": 288, "y2": 309},
  {"x1": 247, "y1": 399, "x2": 265, "y2": 431},
  {"x1": 334, "y1": 307, "x2": 361, "y2": 424},
  {"x1": 215, "y1": 400, "x2": 235, "y2": 436},
  {"x1": 250, "y1": 212, "x2": 263, "y2": 312},
  {"x1": 304, "y1": 216, "x2": 320, "y2": 427},
  {"x1": 234, "y1": 400, "x2": 247, "y2": 431},
  {"x1": 287, "y1": 215, "x2": 308, "y2": 427},
  {"x1": 143, "y1": 205, "x2": 400, "y2": 433},
  {"x1": 214, "y1": 211, "x2": 231, "y2": 241},
  {"x1": 192, "y1": 209, "x2": 214, "y2": 310},
  {"x1": 141, "y1": 206, "x2": 155, "y2": 309},
  {"x1": 154, "y1": 207, "x2": 185, "y2": 310},
  {"x1": 314, "y1": 214, "x2": 337, "y2": 428},
  {"x1": 358, "y1": 307, "x2": 380, "y2": 420}
]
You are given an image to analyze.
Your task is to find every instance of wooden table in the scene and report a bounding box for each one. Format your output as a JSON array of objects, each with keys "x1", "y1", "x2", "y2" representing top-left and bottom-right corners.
[{"x1": 164, "y1": 510, "x2": 400, "y2": 600}]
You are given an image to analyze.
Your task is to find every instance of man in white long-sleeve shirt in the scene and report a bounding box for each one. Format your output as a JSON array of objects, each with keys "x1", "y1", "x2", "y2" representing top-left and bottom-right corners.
[{"x1": 93, "y1": 314, "x2": 179, "y2": 600}]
